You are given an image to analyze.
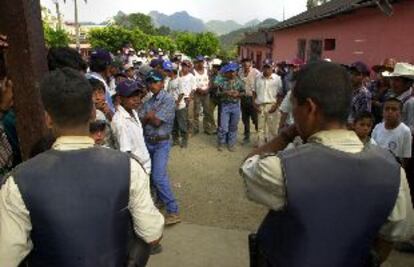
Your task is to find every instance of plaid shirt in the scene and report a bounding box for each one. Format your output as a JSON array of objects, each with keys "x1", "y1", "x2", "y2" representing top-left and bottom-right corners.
[
  {"x1": 139, "y1": 90, "x2": 175, "y2": 137},
  {"x1": 213, "y1": 75, "x2": 245, "y2": 104},
  {"x1": 350, "y1": 86, "x2": 372, "y2": 122}
]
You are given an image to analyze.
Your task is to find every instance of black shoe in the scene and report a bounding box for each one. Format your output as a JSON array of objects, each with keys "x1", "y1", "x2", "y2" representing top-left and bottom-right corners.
[
  {"x1": 243, "y1": 138, "x2": 250, "y2": 145},
  {"x1": 395, "y1": 241, "x2": 414, "y2": 253},
  {"x1": 150, "y1": 244, "x2": 163, "y2": 255}
]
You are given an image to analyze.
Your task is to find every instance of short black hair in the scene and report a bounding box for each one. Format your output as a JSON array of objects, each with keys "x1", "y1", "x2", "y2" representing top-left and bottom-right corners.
[
  {"x1": 47, "y1": 47, "x2": 87, "y2": 72},
  {"x1": 354, "y1": 111, "x2": 374, "y2": 124},
  {"x1": 241, "y1": 58, "x2": 252, "y2": 63},
  {"x1": 88, "y1": 78, "x2": 105, "y2": 93},
  {"x1": 40, "y1": 68, "x2": 93, "y2": 127},
  {"x1": 384, "y1": 97, "x2": 403, "y2": 111},
  {"x1": 89, "y1": 120, "x2": 106, "y2": 133},
  {"x1": 292, "y1": 61, "x2": 352, "y2": 123}
]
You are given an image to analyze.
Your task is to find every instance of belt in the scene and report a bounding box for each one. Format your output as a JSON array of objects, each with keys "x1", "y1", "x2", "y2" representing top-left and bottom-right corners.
[{"x1": 145, "y1": 135, "x2": 170, "y2": 143}]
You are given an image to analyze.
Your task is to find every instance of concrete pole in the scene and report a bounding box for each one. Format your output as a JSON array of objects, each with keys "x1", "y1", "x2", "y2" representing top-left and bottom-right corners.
[{"x1": 74, "y1": 0, "x2": 80, "y2": 52}]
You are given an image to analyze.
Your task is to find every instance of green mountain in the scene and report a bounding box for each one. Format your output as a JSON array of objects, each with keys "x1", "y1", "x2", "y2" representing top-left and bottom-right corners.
[
  {"x1": 206, "y1": 20, "x2": 243, "y2": 35},
  {"x1": 219, "y1": 18, "x2": 279, "y2": 51}
]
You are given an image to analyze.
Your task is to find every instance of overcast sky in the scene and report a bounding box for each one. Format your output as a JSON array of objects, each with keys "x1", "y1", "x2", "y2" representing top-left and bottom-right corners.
[{"x1": 40, "y1": 0, "x2": 307, "y2": 24}]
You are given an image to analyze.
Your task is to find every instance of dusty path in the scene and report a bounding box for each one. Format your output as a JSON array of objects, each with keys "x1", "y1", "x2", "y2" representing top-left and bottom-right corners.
[{"x1": 149, "y1": 128, "x2": 414, "y2": 267}]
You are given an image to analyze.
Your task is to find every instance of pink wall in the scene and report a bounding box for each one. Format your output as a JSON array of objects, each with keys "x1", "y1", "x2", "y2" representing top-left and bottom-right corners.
[
  {"x1": 239, "y1": 44, "x2": 272, "y2": 69},
  {"x1": 272, "y1": 1, "x2": 414, "y2": 67}
]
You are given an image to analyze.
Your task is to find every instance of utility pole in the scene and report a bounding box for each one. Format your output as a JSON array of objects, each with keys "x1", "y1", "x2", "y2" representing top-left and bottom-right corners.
[
  {"x1": 74, "y1": 0, "x2": 80, "y2": 51},
  {"x1": 0, "y1": 0, "x2": 49, "y2": 160},
  {"x1": 54, "y1": 0, "x2": 62, "y2": 30}
]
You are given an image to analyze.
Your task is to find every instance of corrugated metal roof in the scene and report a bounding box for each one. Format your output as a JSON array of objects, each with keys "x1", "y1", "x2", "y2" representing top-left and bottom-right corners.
[
  {"x1": 270, "y1": 0, "x2": 377, "y2": 31},
  {"x1": 238, "y1": 31, "x2": 272, "y2": 45}
]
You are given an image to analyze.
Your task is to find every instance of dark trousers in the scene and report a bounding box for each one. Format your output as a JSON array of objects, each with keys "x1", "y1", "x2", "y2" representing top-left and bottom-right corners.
[
  {"x1": 241, "y1": 96, "x2": 258, "y2": 139},
  {"x1": 127, "y1": 228, "x2": 151, "y2": 267},
  {"x1": 406, "y1": 136, "x2": 414, "y2": 206},
  {"x1": 172, "y1": 108, "x2": 188, "y2": 143}
]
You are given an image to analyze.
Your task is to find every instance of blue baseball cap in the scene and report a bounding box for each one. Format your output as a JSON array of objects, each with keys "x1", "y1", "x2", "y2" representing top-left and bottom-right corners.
[
  {"x1": 194, "y1": 55, "x2": 205, "y2": 62},
  {"x1": 349, "y1": 61, "x2": 370, "y2": 75},
  {"x1": 220, "y1": 62, "x2": 239, "y2": 74},
  {"x1": 116, "y1": 80, "x2": 145, "y2": 97},
  {"x1": 145, "y1": 70, "x2": 164, "y2": 84},
  {"x1": 149, "y1": 58, "x2": 164, "y2": 68},
  {"x1": 162, "y1": 60, "x2": 174, "y2": 72},
  {"x1": 90, "y1": 49, "x2": 112, "y2": 65}
]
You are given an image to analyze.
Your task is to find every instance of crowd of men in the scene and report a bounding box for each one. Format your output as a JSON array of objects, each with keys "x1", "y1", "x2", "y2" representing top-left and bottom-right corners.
[{"x1": 0, "y1": 32, "x2": 414, "y2": 267}]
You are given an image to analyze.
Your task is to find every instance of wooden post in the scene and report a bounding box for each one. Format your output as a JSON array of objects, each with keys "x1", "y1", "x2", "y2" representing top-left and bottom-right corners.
[{"x1": 0, "y1": 0, "x2": 49, "y2": 160}]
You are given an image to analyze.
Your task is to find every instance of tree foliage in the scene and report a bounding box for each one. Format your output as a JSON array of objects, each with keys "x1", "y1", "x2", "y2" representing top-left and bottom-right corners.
[
  {"x1": 149, "y1": 36, "x2": 176, "y2": 53},
  {"x1": 88, "y1": 26, "x2": 149, "y2": 53},
  {"x1": 114, "y1": 12, "x2": 157, "y2": 35},
  {"x1": 175, "y1": 32, "x2": 220, "y2": 57},
  {"x1": 43, "y1": 23, "x2": 70, "y2": 48}
]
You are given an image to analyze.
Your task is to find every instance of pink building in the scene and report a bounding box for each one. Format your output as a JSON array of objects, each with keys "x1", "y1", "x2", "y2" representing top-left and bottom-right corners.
[
  {"x1": 238, "y1": 31, "x2": 273, "y2": 69},
  {"x1": 269, "y1": 0, "x2": 414, "y2": 67}
]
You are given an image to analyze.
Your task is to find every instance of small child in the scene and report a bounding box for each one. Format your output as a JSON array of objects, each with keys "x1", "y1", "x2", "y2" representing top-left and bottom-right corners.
[
  {"x1": 88, "y1": 78, "x2": 118, "y2": 149},
  {"x1": 353, "y1": 111, "x2": 376, "y2": 145},
  {"x1": 89, "y1": 120, "x2": 107, "y2": 147},
  {"x1": 372, "y1": 98, "x2": 412, "y2": 163}
]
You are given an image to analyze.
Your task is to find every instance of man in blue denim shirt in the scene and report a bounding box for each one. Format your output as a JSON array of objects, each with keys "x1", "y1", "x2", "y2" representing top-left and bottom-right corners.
[{"x1": 139, "y1": 70, "x2": 180, "y2": 225}]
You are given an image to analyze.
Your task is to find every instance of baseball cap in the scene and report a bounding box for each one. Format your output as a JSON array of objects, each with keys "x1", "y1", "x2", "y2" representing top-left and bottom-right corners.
[
  {"x1": 90, "y1": 49, "x2": 112, "y2": 65},
  {"x1": 123, "y1": 63, "x2": 134, "y2": 71},
  {"x1": 145, "y1": 70, "x2": 164, "y2": 84},
  {"x1": 349, "y1": 61, "x2": 370, "y2": 75},
  {"x1": 220, "y1": 62, "x2": 239, "y2": 73},
  {"x1": 162, "y1": 60, "x2": 174, "y2": 72},
  {"x1": 263, "y1": 59, "x2": 274, "y2": 67},
  {"x1": 149, "y1": 58, "x2": 164, "y2": 68},
  {"x1": 211, "y1": 58, "x2": 222, "y2": 66},
  {"x1": 116, "y1": 80, "x2": 145, "y2": 97},
  {"x1": 194, "y1": 55, "x2": 205, "y2": 62},
  {"x1": 181, "y1": 60, "x2": 192, "y2": 67}
]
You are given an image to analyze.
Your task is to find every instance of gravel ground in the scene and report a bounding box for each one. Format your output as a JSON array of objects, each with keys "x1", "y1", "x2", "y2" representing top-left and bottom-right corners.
[{"x1": 166, "y1": 126, "x2": 414, "y2": 266}]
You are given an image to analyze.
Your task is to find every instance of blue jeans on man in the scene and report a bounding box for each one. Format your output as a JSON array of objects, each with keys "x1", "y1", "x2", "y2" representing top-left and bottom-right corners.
[
  {"x1": 145, "y1": 140, "x2": 179, "y2": 214},
  {"x1": 218, "y1": 102, "x2": 241, "y2": 146}
]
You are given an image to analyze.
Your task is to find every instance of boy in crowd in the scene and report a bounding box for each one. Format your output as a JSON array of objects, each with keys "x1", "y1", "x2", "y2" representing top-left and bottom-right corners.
[
  {"x1": 215, "y1": 63, "x2": 245, "y2": 152},
  {"x1": 239, "y1": 58, "x2": 260, "y2": 144},
  {"x1": 193, "y1": 56, "x2": 215, "y2": 135},
  {"x1": 140, "y1": 70, "x2": 180, "y2": 225},
  {"x1": 178, "y1": 60, "x2": 196, "y2": 135},
  {"x1": 353, "y1": 111, "x2": 376, "y2": 145},
  {"x1": 372, "y1": 98, "x2": 412, "y2": 165},
  {"x1": 89, "y1": 78, "x2": 118, "y2": 149},
  {"x1": 111, "y1": 80, "x2": 151, "y2": 174},
  {"x1": 167, "y1": 65, "x2": 188, "y2": 148},
  {"x1": 348, "y1": 61, "x2": 372, "y2": 123},
  {"x1": 253, "y1": 60, "x2": 283, "y2": 147}
]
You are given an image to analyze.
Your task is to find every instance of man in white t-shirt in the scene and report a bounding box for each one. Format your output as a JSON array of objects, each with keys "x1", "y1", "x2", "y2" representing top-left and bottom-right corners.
[
  {"x1": 167, "y1": 66, "x2": 188, "y2": 148},
  {"x1": 239, "y1": 58, "x2": 260, "y2": 144},
  {"x1": 372, "y1": 98, "x2": 412, "y2": 162},
  {"x1": 193, "y1": 56, "x2": 215, "y2": 135},
  {"x1": 111, "y1": 80, "x2": 151, "y2": 174},
  {"x1": 253, "y1": 61, "x2": 283, "y2": 146},
  {"x1": 178, "y1": 60, "x2": 196, "y2": 135}
]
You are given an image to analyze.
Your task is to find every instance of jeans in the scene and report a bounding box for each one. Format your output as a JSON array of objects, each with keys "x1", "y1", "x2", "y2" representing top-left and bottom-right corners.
[
  {"x1": 145, "y1": 140, "x2": 178, "y2": 214},
  {"x1": 218, "y1": 102, "x2": 241, "y2": 146},
  {"x1": 241, "y1": 96, "x2": 258, "y2": 139}
]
